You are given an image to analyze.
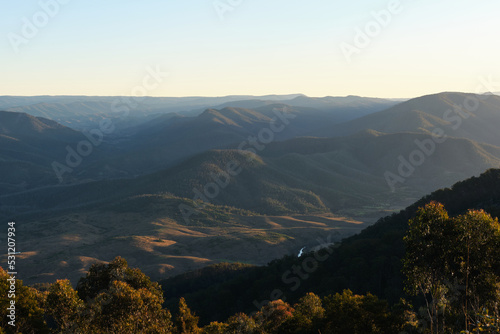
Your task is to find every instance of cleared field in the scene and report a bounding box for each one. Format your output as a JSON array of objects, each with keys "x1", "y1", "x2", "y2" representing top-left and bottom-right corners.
[{"x1": 7, "y1": 210, "x2": 373, "y2": 285}]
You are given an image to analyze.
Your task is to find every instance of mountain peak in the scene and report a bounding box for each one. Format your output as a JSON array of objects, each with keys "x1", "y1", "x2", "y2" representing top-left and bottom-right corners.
[{"x1": 0, "y1": 110, "x2": 70, "y2": 136}]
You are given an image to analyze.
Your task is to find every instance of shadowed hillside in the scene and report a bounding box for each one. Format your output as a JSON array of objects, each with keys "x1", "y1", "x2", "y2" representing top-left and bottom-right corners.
[
  {"x1": 3, "y1": 130, "x2": 500, "y2": 220},
  {"x1": 0, "y1": 111, "x2": 103, "y2": 193},
  {"x1": 158, "y1": 168, "x2": 500, "y2": 324}
]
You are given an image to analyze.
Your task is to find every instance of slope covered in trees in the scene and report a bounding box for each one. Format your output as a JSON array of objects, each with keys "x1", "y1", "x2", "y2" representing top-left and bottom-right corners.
[
  {"x1": 0, "y1": 258, "x2": 413, "y2": 333},
  {"x1": 159, "y1": 169, "x2": 500, "y2": 324}
]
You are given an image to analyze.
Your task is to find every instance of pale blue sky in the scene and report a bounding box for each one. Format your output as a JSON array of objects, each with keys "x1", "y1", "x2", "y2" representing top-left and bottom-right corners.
[{"x1": 1, "y1": 0, "x2": 499, "y2": 98}]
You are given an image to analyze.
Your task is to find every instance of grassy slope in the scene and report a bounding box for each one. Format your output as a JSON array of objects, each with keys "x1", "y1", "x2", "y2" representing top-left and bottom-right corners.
[{"x1": 0, "y1": 193, "x2": 368, "y2": 286}]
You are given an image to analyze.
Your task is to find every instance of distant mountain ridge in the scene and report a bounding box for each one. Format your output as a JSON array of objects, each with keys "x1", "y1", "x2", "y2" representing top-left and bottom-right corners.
[
  {"x1": 0, "y1": 110, "x2": 111, "y2": 194},
  {"x1": 326, "y1": 92, "x2": 500, "y2": 146},
  {"x1": 1, "y1": 94, "x2": 399, "y2": 130},
  {"x1": 2, "y1": 91, "x2": 499, "y2": 203},
  {"x1": 0, "y1": 110, "x2": 74, "y2": 137},
  {"x1": 2, "y1": 91, "x2": 500, "y2": 297}
]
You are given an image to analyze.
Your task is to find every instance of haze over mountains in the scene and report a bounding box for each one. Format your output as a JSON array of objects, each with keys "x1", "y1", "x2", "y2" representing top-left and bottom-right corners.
[
  {"x1": 1, "y1": 91, "x2": 500, "y2": 284},
  {"x1": 326, "y1": 92, "x2": 500, "y2": 146},
  {"x1": 1, "y1": 94, "x2": 396, "y2": 130}
]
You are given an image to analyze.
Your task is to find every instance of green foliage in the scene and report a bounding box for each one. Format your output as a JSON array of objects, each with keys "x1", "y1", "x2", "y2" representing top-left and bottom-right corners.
[
  {"x1": 174, "y1": 297, "x2": 201, "y2": 334},
  {"x1": 255, "y1": 299, "x2": 294, "y2": 333},
  {"x1": 45, "y1": 257, "x2": 174, "y2": 333},
  {"x1": 0, "y1": 267, "x2": 49, "y2": 333},
  {"x1": 403, "y1": 202, "x2": 500, "y2": 333},
  {"x1": 224, "y1": 313, "x2": 258, "y2": 334},
  {"x1": 46, "y1": 279, "x2": 84, "y2": 331},
  {"x1": 294, "y1": 292, "x2": 324, "y2": 319},
  {"x1": 201, "y1": 321, "x2": 228, "y2": 334},
  {"x1": 322, "y1": 290, "x2": 401, "y2": 334},
  {"x1": 76, "y1": 256, "x2": 163, "y2": 302},
  {"x1": 465, "y1": 308, "x2": 500, "y2": 333},
  {"x1": 1, "y1": 260, "x2": 411, "y2": 334},
  {"x1": 196, "y1": 291, "x2": 405, "y2": 334},
  {"x1": 403, "y1": 202, "x2": 451, "y2": 333},
  {"x1": 80, "y1": 279, "x2": 173, "y2": 333},
  {"x1": 279, "y1": 292, "x2": 325, "y2": 334}
]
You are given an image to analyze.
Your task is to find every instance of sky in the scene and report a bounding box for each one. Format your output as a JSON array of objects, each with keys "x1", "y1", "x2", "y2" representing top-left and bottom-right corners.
[{"x1": 1, "y1": 0, "x2": 499, "y2": 98}]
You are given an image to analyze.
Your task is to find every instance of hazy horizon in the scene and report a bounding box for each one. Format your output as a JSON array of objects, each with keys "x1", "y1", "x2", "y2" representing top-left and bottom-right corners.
[
  {"x1": 2, "y1": 0, "x2": 499, "y2": 98},
  {"x1": 0, "y1": 90, "x2": 497, "y2": 101}
]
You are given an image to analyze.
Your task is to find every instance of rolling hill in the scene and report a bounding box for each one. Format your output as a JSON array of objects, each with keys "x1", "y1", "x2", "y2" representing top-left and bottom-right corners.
[
  {"x1": 0, "y1": 192, "x2": 368, "y2": 285},
  {"x1": 0, "y1": 95, "x2": 402, "y2": 183},
  {"x1": 0, "y1": 111, "x2": 103, "y2": 193},
  {"x1": 211, "y1": 95, "x2": 398, "y2": 123},
  {"x1": 2, "y1": 91, "x2": 500, "y2": 300},
  {"x1": 3, "y1": 129, "x2": 500, "y2": 221},
  {"x1": 75, "y1": 104, "x2": 346, "y2": 177},
  {"x1": 325, "y1": 92, "x2": 500, "y2": 146}
]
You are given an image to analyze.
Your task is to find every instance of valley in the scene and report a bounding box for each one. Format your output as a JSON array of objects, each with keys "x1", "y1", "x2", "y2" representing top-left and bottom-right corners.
[
  {"x1": 13, "y1": 199, "x2": 371, "y2": 285},
  {"x1": 2, "y1": 92, "x2": 500, "y2": 287},
  {"x1": 0, "y1": 93, "x2": 500, "y2": 283}
]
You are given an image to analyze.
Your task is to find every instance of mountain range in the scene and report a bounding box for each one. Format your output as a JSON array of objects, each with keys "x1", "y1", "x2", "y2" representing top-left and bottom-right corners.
[{"x1": 1, "y1": 91, "x2": 500, "y2": 288}]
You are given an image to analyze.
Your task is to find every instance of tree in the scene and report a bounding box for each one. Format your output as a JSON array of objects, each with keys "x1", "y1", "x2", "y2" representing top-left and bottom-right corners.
[
  {"x1": 0, "y1": 267, "x2": 49, "y2": 333},
  {"x1": 280, "y1": 292, "x2": 325, "y2": 334},
  {"x1": 447, "y1": 209, "x2": 500, "y2": 331},
  {"x1": 225, "y1": 312, "x2": 258, "y2": 334},
  {"x1": 202, "y1": 321, "x2": 229, "y2": 334},
  {"x1": 294, "y1": 292, "x2": 324, "y2": 319},
  {"x1": 403, "y1": 202, "x2": 500, "y2": 333},
  {"x1": 174, "y1": 297, "x2": 201, "y2": 334},
  {"x1": 75, "y1": 256, "x2": 173, "y2": 333},
  {"x1": 76, "y1": 256, "x2": 162, "y2": 302},
  {"x1": 82, "y1": 280, "x2": 173, "y2": 333},
  {"x1": 254, "y1": 299, "x2": 294, "y2": 333},
  {"x1": 45, "y1": 279, "x2": 83, "y2": 331},
  {"x1": 322, "y1": 289, "x2": 399, "y2": 334},
  {"x1": 403, "y1": 202, "x2": 451, "y2": 333}
]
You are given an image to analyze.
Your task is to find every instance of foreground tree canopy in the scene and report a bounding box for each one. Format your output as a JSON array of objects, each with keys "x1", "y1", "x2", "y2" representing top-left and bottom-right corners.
[
  {"x1": 0, "y1": 257, "x2": 410, "y2": 333},
  {"x1": 403, "y1": 201, "x2": 500, "y2": 333}
]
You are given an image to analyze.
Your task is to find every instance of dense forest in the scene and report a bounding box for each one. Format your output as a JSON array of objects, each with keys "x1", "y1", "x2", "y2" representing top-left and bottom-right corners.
[{"x1": 2, "y1": 170, "x2": 500, "y2": 333}]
